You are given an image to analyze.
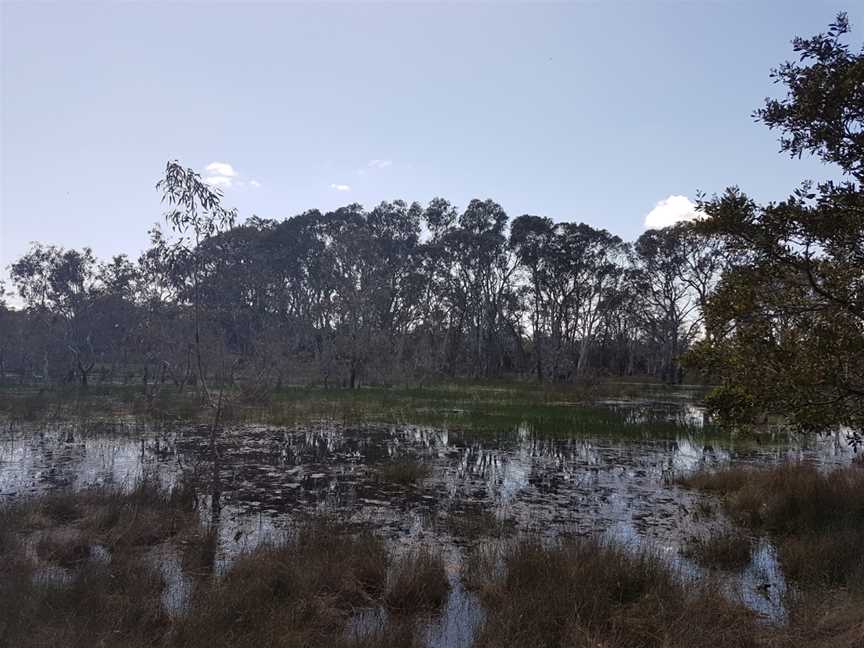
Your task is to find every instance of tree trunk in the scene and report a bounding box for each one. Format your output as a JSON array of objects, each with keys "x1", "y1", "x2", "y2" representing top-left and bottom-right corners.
[
  {"x1": 535, "y1": 335, "x2": 543, "y2": 383},
  {"x1": 577, "y1": 338, "x2": 591, "y2": 376}
]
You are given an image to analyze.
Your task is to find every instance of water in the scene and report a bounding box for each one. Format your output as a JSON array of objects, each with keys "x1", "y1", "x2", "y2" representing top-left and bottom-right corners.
[{"x1": 0, "y1": 393, "x2": 856, "y2": 639}]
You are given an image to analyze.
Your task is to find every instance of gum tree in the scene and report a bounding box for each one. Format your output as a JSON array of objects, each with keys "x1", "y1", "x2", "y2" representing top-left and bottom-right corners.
[{"x1": 156, "y1": 161, "x2": 237, "y2": 402}]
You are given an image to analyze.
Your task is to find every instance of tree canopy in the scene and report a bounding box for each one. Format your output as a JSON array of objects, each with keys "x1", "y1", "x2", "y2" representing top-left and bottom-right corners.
[
  {"x1": 1, "y1": 14, "x2": 861, "y2": 444},
  {"x1": 690, "y1": 13, "x2": 864, "y2": 437}
]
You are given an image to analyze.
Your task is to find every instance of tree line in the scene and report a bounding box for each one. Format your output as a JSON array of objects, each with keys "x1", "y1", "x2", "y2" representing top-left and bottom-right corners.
[
  {"x1": 1, "y1": 14, "x2": 860, "y2": 436},
  {"x1": 0, "y1": 188, "x2": 725, "y2": 391}
]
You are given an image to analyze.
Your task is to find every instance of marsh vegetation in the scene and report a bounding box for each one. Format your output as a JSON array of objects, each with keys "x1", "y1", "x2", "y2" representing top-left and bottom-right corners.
[
  {"x1": 1, "y1": 10, "x2": 863, "y2": 648},
  {"x1": 3, "y1": 449, "x2": 863, "y2": 648},
  {"x1": 0, "y1": 382, "x2": 861, "y2": 647}
]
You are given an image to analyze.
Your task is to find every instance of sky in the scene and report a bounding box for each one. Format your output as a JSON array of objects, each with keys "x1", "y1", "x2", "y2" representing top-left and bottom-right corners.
[{"x1": 1, "y1": 0, "x2": 861, "y2": 290}]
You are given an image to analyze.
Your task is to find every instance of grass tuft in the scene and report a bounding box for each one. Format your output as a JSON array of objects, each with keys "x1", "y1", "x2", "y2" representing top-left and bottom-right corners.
[
  {"x1": 682, "y1": 528, "x2": 753, "y2": 571},
  {"x1": 175, "y1": 521, "x2": 391, "y2": 647},
  {"x1": 679, "y1": 462, "x2": 864, "y2": 589},
  {"x1": 384, "y1": 548, "x2": 450, "y2": 615},
  {"x1": 469, "y1": 537, "x2": 761, "y2": 648},
  {"x1": 0, "y1": 478, "x2": 201, "y2": 648}
]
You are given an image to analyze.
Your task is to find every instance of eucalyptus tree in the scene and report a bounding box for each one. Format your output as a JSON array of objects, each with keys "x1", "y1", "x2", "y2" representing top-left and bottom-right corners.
[
  {"x1": 322, "y1": 204, "x2": 376, "y2": 388},
  {"x1": 510, "y1": 217, "x2": 632, "y2": 381},
  {"x1": 431, "y1": 199, "x2": 519, "y2": 377},
  {"x1": 7, "y1": 247, "x2": 60, "y2": 382},
  {"x1": 265, "y1": 209, "x2": 335, "y2": 376},
  {"x1": 0, "y1": 282, "x2": 9, "y2": 378},
  {"x1": 156, "y1": 161, "x2": 237, "y2": 400},
  {"x1": 3, "y1": 178, "x2": 743, "y2": 388},
  {"x1": 364, "y1": 200, "x2": 425, "y2": 374},
  {"x1": 9, "y1": 243, "x2": 59, "y2": 309},
  {"x1": 515, "y1": 222, "x2": 624, "y2": 380},
  {"x1": 674, "y1": 223, "x2": 727, "y2": 341},
  {"x1": 632, "y1": 228, "x2": 702, "y2": 383},
  {"x1": 10, "y1": 245, "x2": 103, "y2": 385},
  {"x1": 408, "y1": 198, "x2": 461, "y2": 376},
  {"x1": 197, "y1": 223, "x2": 271, "y2": 351},
  {"x1": 561, "y1": 224, "x2": 627, "y2": 376},
  {"x1": 510, "y1": 214, "x2": 556, "y2": 381},
  {"x1": 92, "y1": 255, "x2": 142, "y2": 381},
  {"x1": 134, "y1": 227, "x2": 193, "y2": 388},
  {"x1": 594, "y1": 267, "x2": 644, "y2": 376}
]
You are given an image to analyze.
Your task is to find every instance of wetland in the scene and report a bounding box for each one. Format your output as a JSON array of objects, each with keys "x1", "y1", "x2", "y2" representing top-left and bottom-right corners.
[{"x1": 1, "y1": 383, "x2": 861, "y2": 647}]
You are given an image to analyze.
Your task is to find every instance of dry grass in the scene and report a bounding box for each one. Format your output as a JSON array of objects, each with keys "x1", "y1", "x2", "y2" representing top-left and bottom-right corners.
[
  {"x1": 181, "y1": 524, "x2": 219, "y2": 576},
  {"x1": 679, "y1": 461, "x2": 864, "y2": 647},
  {"x1": 34, "y1": 528, "x2": 91, "y2": 567},
  {"x1": 781, "y1": 590, "x2": 864, "y2": 648},
  {"x1": 678, "y1": 462, "x2": 864, "y2": 535},
  {"x1": 679, "y1": 462, "x2": 864, "y2": 590},
  {"x1": 9, "y1": 460, "x2": 864, "y2": 648},
  {"x1": 338, "y1": 620, "x2": 425, "y2": 648},
  {"x1": 3, "y1": 479, "x2": 198, "y2": 544},
  {"x1": 0, "y1": 388, "x2": 51, "y2": 420},
  {"x1": 384, "y1": 548, "x2": 451, "y2": 614},
  {"x1": 468, "y1": 537, "x2": 762, "y2": 648},
  {"x1": 174, "y1": 522, "x2": 450, "y2": 647},
  {"x1": 0, "y1": 481, "x2": 194, "y2": 648},
  {"x1": 682, "y1": 528, "x2": 754, "y2": 571},
  {"x1": 1, "y1": 489, "x2": 433, "y2": 648},
  {"x1": 1, "y1": 554, "x2": 169, "y2": 648},
  {"x1": 679, "y1": 464, "x2": 758, "y2": 495},
  {"x1": 174, "y1": 523, "x2": 391, "y2": 647},
  {"x1": 693, "y1": 498, "x2": 717, "y2": 519}
]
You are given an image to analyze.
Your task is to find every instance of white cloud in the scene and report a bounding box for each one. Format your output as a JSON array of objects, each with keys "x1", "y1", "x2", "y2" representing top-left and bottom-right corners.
[
  {"x1": 644, "y1": 195, "x2": 702, "y2": 229},
  {"x1": 330, "y1": 183, "x2": 351, "y2": 192},
  {"x1": 204, "y1": 175, "x2": 233, "y2": 188},
  {"x1": 205, "y1": 161, "x2": 237, "y2": 177},
  {"x1": 367, "y1": 159, "x2": 392, "y2": 169},
  {"x1": 202, "y1": 161, "x2": 262, "y2": 191}
]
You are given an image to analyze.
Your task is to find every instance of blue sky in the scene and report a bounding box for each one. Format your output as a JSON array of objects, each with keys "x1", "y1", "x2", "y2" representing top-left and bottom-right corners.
[{"x1": 1, "y1": 1, "x2": 860, "y2": 280}]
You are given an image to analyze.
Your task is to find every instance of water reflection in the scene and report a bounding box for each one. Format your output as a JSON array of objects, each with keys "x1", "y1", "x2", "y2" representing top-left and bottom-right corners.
[
  {"x1": 0, "y1": 396, "x2": 856, "y2": 631},
  {"x1": 1, "y1": 403, "x2": 854, "y2": 537}
]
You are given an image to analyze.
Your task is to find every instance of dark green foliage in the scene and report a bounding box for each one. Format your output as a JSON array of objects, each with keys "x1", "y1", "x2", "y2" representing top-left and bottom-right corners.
[
  {"x1": 690, "y1": 14, "x2": 864, "y2": 437},
  {"x1": 755, "y1": 13, "x2": 864, "y2": 182}
]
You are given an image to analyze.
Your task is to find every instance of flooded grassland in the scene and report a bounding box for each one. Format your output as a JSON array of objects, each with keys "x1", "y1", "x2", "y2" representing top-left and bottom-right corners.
[{"x1": 0, "y1": 383, "x2": 860, "y2": 647}]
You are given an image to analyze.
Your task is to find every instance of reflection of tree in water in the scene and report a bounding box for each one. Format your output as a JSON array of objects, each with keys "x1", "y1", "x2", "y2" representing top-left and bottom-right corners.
[{"x1": 2, "y1": 415, "x2": 856, "y2": 560}]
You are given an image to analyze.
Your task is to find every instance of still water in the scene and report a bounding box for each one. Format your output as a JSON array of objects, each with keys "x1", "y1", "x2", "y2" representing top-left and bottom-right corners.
[{"x1": 0, "y1": 392, "x2": 855, "y2": 645}]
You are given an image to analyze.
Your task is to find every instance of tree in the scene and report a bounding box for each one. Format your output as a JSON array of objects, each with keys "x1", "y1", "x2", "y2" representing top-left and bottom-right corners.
[
  {"x1": 510, "y1": 215, "x2": 555, "y2": 381},
  {"x1": 431, "y1": 199, "x2": 519, "y2": 377},
  {"x1": 690, "y1": 14, "x2": 864, "y2": 437},
  {"x1": 0, "y1": 282, "x2": 8, "y2": 378},
  {"x1": 633, "y1": 227, "x2": 702, "y2": 383},
  {"x1": 10, "y1": 245, "x2": 103, "y2": 385},
  {"x1": 156, "y1": 161, "x2": 237, "y2": 401},
  {"x1": 756, "y1": 13, "x2": 864, "y2": 183}
]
